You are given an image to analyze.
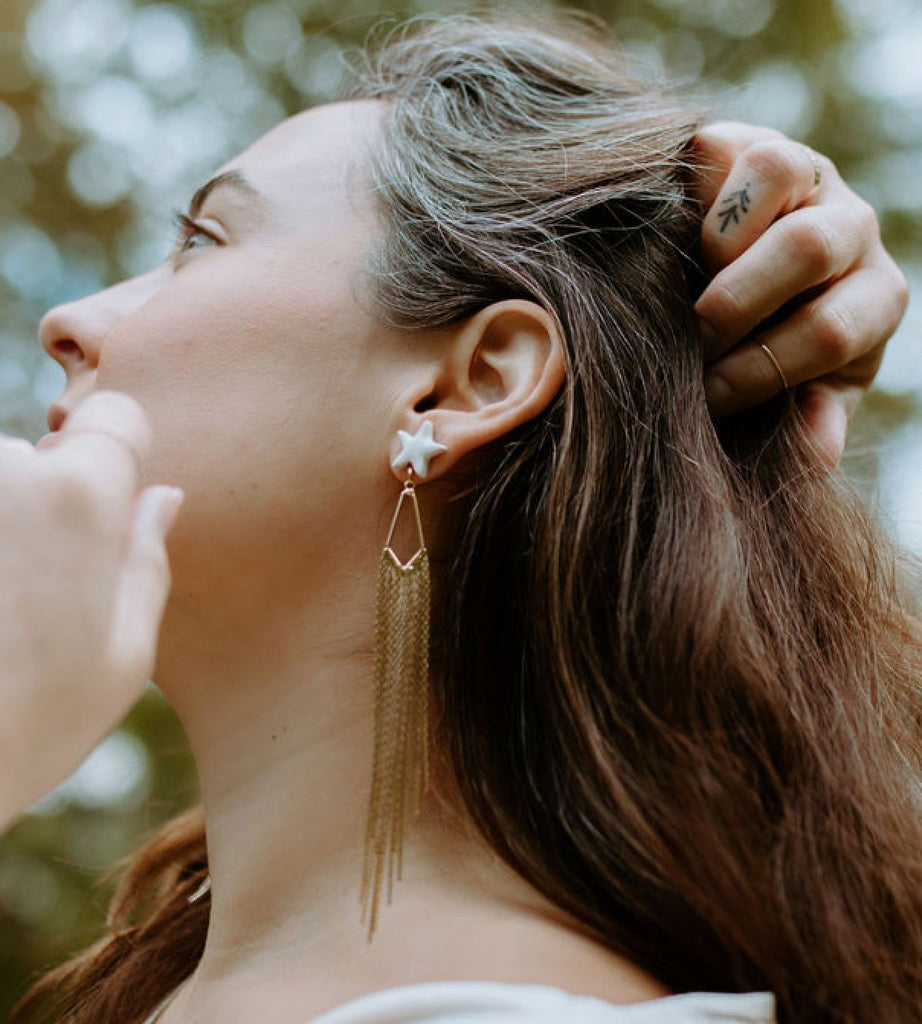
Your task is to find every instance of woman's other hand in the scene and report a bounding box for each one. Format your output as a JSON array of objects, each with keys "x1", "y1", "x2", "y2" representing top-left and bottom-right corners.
[
  {"x1": 0, "y1": 391, "x2": 182, "y2": 830},
  {"x1": 694, "y1": 121, "x2": 909, "y2": 466}
]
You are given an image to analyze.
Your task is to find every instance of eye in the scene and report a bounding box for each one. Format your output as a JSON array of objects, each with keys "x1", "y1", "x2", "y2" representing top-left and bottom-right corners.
[{"x1": 172, "y1": 210, "x2": 221, "y2": 256}]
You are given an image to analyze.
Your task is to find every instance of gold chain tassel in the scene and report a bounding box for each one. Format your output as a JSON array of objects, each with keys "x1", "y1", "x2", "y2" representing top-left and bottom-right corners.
[{"x1": 361, "y1": 473, "x2": 431, "y2": 940}]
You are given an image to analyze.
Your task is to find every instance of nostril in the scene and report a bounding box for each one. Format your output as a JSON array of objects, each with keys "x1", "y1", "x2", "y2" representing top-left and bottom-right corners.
[{"x1": 53, "y1": 339, "x2": 82, "y2": 359}]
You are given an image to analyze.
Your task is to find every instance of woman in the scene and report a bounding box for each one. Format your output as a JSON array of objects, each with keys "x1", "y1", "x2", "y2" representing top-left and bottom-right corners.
[{"x1": 3, "y1": 15, "x2": 917, "y2": 1024}]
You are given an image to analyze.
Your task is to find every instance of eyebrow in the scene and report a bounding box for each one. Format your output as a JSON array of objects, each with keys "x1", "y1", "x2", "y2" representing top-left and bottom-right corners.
[{"x1": 188, "y1": 170, "x2": 263, "y2": 219}]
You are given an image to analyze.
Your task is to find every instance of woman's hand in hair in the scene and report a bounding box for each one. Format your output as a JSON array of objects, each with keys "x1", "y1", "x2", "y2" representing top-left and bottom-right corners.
[
  {"x1": 0, "y1": 392, "x2": 182, "y2": 832},
  {"x1": 694, "y1": 121, "x2": 909, "y2": 466}
]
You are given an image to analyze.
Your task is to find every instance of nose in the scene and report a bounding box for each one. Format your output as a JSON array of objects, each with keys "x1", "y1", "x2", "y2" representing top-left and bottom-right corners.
[
  {"x1": 40, "y1": 268, "x2": 165, "y2": 369},
  {"x1": 39, "y1": 268, "x2": 166, "y2": 426}
]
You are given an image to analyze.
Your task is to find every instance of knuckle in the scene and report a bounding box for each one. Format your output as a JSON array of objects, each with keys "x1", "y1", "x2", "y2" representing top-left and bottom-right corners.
[
  {"x1": 807, "y1": 301, "x2": 855, "y2": 364},
  {"x1": 701, "y1": 277, "x2": 748, "y2": 326},
  {"x1": 852, "y1": 196, "x2": 881, "y2": 240},
  {"x1": 742, "y1": 138, "x2": 802, "y2": 187},
  {"x1": 782, "y1": 214, "x2": 835, "y2": 274}
]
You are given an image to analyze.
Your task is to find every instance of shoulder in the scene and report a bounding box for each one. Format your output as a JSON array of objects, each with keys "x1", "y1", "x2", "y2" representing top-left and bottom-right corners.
[{"x1": 305, "y1": 982, "x2": 777, "y2": 1024}]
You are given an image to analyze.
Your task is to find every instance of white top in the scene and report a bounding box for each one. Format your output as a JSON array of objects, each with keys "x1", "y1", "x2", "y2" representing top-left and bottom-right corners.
[{"x1": 143, "y1": 981, "x2": 776, "y2": 1024}]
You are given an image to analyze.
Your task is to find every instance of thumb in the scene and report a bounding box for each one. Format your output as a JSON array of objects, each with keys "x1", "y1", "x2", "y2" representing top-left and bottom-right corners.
[{"x1": 107, "y1": 485, "x2": 184, "y2": 687}]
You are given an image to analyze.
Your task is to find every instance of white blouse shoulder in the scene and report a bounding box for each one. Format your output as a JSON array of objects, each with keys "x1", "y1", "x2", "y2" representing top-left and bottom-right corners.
[
  {"x1": 142, "y1": 979, "x2": 775, "y2": 1024},
  {"x1": 305, "y1": 982, "x2": 776, "y2": 1024}
]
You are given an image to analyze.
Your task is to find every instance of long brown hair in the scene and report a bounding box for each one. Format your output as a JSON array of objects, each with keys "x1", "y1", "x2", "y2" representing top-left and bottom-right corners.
[{"x1": 14, "y1": 15, "x2": 922, "y2": 1024}]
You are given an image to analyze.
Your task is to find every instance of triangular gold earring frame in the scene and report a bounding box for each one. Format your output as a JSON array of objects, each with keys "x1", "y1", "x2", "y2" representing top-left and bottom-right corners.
[{"x1": 362, "y1": 470, "x2": 431, "y2": 939}]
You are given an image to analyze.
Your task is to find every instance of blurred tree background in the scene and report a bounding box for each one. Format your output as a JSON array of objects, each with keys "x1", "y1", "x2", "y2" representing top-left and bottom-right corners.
[{"x1": 0, "y1": 0, "x2": 919, "y2": 1012}]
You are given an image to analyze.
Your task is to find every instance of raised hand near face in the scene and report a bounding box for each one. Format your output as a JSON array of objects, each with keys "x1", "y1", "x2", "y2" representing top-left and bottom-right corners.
[
  {"x1": 695, "y1": 121, "x2": 909, "y2": 466},
  {"x1": 0, "y1": 391, "x2": 182, "y2": 830}
]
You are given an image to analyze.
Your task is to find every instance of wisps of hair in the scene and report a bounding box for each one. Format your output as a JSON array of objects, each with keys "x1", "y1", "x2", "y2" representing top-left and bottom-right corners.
[
  {"x1": 13, "y1": 14, "x2": 922, "y2": 1024},
  {"x1": 11, "y1": 807, "x2": 208, "y2": 1022},
  {"x1": 353, "y1": 13, "x2": 922, "y2": 1022}
]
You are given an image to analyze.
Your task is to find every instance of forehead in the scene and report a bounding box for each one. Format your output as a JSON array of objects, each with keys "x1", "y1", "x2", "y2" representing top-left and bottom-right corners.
[{"x1": 218, "y1": 100, "x2": 386, "y2": 229}]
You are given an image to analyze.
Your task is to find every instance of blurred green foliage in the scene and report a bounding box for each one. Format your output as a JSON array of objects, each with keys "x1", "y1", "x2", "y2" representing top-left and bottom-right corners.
[{"x1": 0, "y1": 0, "x2": 920, "y2": 1013}]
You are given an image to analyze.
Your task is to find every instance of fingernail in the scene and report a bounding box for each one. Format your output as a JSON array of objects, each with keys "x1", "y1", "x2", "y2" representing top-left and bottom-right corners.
[
  {"x1": 158, "y1": 487, "x2": 185, "y2": 534},
  {"x1": 137, "y1": 486, "x2": 184, "y2": 536},
  {"x1": 703, "y1": 372, "x2": 736, "y2": 415}
]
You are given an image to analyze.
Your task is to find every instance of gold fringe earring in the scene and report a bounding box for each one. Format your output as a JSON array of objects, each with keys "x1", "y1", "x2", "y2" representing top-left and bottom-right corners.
[{"x1": 361, "y1": 421, "x2": 447, "y2": 939}]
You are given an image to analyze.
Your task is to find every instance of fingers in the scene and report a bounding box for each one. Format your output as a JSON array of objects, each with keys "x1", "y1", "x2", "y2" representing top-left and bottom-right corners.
[
  {"x1": 692, "y1": 121, "x2": 785, "y2": 207},
  {"x1": 697, "y1": 199, "x2": 872, "y2": 360},
  {"x1": 107, "y1": 485, "x2": 184, "y2": 683},
  {"x1": 41, "y1": 390, "x2": 152, "y2": 512},
  {"x1": 700, "y1": 138, "x2": 830, "y2": 271},
  {"x1": 704, "y1": 266, "x2": 900, "y2": 416},
  {"x1": 797, "y1": 381, "x2": 860, "y2": 469},
  {"x1": 695, "y1": 123, "x2": 909, "y2": 466},
  {"x1": 59, "y1": 389, "x2": 152, "y2": 462}
]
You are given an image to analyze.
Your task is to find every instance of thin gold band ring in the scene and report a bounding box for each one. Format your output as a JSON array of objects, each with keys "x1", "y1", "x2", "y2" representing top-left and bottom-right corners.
[
  {"x1": 760, "y1": 343, "x2": 790, "y2": 391},
  {"x1": 806, "y1": 148, "x2": 822, "y2": 188}
]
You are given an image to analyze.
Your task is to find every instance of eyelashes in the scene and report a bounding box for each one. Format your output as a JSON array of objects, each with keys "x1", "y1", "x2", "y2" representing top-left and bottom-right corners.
[{"x1": 171, "y1": 210, "x2": 221, "y2": 256}]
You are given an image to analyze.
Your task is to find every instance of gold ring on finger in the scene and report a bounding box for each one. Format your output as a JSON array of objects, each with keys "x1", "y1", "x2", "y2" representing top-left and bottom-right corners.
[
  {"x1": 806, "y1": 147, "x2": 822, "y2": 188},
  {"x1": 760, "y1": 343, "x2": 790, "y2": 391}
]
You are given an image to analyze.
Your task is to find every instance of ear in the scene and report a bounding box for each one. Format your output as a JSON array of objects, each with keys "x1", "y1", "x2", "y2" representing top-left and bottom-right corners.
[{"x1": 389, "y1": 300, "x2": 566, "y2": 480}]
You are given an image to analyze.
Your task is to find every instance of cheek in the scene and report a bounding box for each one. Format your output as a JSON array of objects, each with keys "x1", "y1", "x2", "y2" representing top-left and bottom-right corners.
[{"x1": 96, "y1": 264, "x2": 382, "y2": 537}]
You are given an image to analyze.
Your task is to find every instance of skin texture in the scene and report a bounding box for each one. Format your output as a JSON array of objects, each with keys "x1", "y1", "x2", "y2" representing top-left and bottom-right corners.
[{"x1": 1, "y1": 101, "x2": 907, "y2": 1021}]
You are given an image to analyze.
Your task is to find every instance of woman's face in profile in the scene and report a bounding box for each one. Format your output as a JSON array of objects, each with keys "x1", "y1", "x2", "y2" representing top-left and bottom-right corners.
[{"x1": 39, "y1": 100, "x2": 401, "y2": 599}]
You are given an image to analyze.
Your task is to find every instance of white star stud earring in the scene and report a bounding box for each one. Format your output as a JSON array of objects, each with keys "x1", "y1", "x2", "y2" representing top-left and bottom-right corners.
[{"x1": 391, "y1": 421, "x2": 448, "y2": 479}]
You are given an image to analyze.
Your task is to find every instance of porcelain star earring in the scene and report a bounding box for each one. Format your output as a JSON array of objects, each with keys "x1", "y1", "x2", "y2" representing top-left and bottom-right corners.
[
  {"x1": 391, "y1": 421, "x2": 448, "y2": 479},
  {"x1": 362, "y1": 420, "x2": 447, "y2": 940}
]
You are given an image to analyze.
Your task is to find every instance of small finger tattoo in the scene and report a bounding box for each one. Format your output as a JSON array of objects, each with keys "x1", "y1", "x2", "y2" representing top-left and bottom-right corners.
[{"x1": 717, "y1": 183, "x2": 753, "y2": 234}]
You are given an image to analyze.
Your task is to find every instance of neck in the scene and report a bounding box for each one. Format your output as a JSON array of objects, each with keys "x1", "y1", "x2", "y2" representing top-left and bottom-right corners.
[
  {"x1": 156, "y1": 570, "x2": 379, "y2": 957},
  {"x1": 155, "y1": 566, "x2": 531, "y2": 967},
  {"x1": 151, "y1": 564, "x2": 668, "y2": 1020}
]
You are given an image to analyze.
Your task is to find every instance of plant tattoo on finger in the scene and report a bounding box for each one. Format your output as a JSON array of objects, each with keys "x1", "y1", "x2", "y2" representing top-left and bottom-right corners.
[{"x1": 718, "y1": 183, "x2": 753, "y2": 233}]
